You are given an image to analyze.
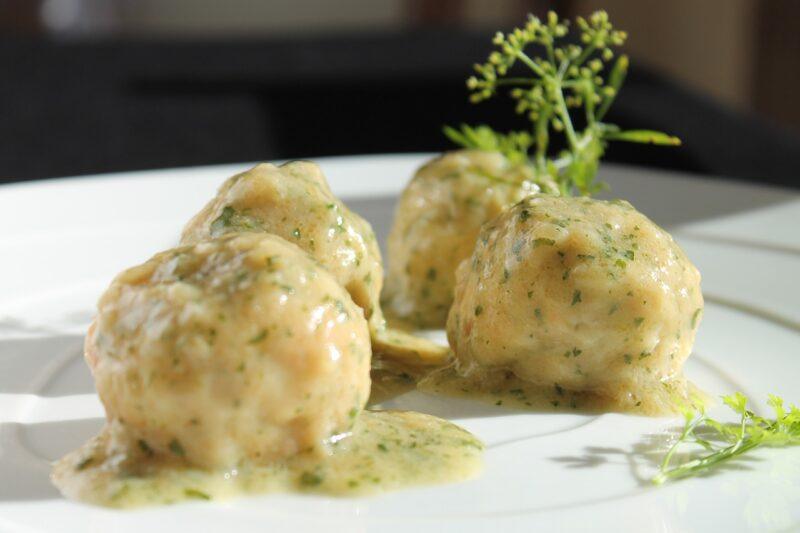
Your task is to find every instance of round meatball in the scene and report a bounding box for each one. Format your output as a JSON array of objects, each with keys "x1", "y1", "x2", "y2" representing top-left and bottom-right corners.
[
  {"x1": 181, "y1": 161, "x2": 384, "y2": 329},
  {"x1": 447, "y1": 195, "x2": 703, "y2": 413},
  {"x1": 384, "y1": 150, "x2": 556, "y2": 327},
  {"x1": 86, "y1": 233, "x2": 371, "y2": 469}
]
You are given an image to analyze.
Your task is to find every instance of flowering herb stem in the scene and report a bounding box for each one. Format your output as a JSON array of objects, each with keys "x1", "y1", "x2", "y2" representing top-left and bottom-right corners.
[{"x1": 445, "y1": 11, "x2": 680, "y2": 196}]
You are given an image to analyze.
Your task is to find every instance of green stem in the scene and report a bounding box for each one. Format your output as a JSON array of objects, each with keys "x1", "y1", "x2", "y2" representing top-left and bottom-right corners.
[
  {"x1": 495, "y1": 78, "x2": 538, "y2": 86},
  {"x1": 653, "y1": 438, "x2": 761, "y2": 485},
  {"x1": 573, "y1": 44, "x2": 597, "y2": 69},
  {"x1": 545, "y1": 37, "x2": 556, "y2": 66},
  {"x1": 534, "y1": 108, "x2": 551, "y2": 171},
  {"x1": 553, "y1": 82, "x2": 579, "y2": 150},
  {"x1": 585, "y1": 82, "x2": 597, "y2": 126},
  {"x1": 659, "y1": 415, "x2": 704, "y2": 473},
  {"x1": 557, "y1": 58, "x2": 570, "y2": 78},
  {"x1": 515, "y1": 50, "x2": 547, "y2": 78},
  {"x1": 516, "y1": 50, "x2": 579, "y2": 151}
]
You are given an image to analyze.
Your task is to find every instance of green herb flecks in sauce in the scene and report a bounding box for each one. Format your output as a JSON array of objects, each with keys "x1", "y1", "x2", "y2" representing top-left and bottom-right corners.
[{"x1": 52, "y1": 411, "x2": 483, "y2": 508}]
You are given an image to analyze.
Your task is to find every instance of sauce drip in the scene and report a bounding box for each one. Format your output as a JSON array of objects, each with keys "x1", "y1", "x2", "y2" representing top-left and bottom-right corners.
[
  {"x1": 417, "y1": 365, "x2": 698, "y2": 415},
  {"x1": 52, "y1": 410, "x2": 483, "y2": 508}
]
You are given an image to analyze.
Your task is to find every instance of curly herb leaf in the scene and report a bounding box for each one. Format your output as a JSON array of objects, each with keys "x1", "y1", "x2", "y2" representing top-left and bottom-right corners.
[{"x1": 653, "y1": 393, "x2": 800, "y2": 485}]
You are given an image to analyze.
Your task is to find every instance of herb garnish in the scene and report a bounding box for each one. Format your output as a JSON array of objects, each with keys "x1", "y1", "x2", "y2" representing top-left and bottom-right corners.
[
  {"x1": 571, "y1": 290, "x2": 582, "y2": 305},
  {"x1": 445, "y1": 11, "x2": 679, "y2": 196},
  {"x1": 300, "y1": 471, "x2": 324, "y2": 486},
  {"x1": 691, "y1": 308, "x2": 703, "y2": 329},
  {"x1": 168, "y1": 439, "x2": 185, "y2": 457},
  {"x1": 137, "y1": 439, "x2": 154, "y2": 457},
  {"x1": 75, "y1": 456, "x2": 95, "y2": 471},
  {"x1": 248, "y1": 329, "x2": 268, "y2": 343},
  {"x1": 184, "y1": 488, "x2": 211, "y2": 500},
  {"x1": 654, "y1": 393, "x2": 800, "y2": 484},
  {"x1": 209, "y1": 205, "x2": 262, "y2": 236}
]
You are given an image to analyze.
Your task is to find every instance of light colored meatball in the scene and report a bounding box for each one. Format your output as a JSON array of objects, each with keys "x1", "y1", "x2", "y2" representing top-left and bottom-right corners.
[
  {"x1": 86, "y1": 233, "x2": 371, "y2": 469},
  {"x1": 447, "y1": 195, "x2": 703, "y2": 413},
  {"x1": 384, "y1": 150, "x2": 556, "y2": 328},
  {"x1": 181, "y1": 161, "x2": 383, "y2": 329}
]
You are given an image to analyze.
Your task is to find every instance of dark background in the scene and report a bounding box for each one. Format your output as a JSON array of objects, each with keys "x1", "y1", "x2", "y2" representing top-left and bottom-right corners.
[{"x1": 1, "y1": 0, "x2": 799, "y2": 188}]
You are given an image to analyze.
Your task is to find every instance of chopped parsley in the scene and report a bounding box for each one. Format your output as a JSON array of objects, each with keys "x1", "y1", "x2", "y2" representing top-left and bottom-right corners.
[
  {"x1": 300, "y1": 471, "x2": 324, "y2": 486},
  {"x1": 75, "y1": 456, "x2": 95, "y2": 471},
  {"x1": 571, "y1": 290, "x2": 582, "y2": 306},
  {"x1": 248, "y1": 330, "x2": 268, "y2": 343},
  {"x1": 533, "y1": 237, "x2": 556, "y2": 247},
  {"x1": 209, "y1": 205, "x2": 262, "y2": 236},
  {"x1": 137, "y1": 439, "x2": 154, "y2": 457},
  {"x1": 169, "y1": 439, "x2": 185, "y2": 457},
  {"x1": 691, "y1": 308, "x2": 703, "y2": 329},
  {"x1": 184, "y1": 488, "x2": 211, "y2": 500}
]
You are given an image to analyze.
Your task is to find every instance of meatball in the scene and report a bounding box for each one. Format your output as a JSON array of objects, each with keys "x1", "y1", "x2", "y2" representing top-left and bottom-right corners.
[
  {"x1": 447, "y1": 195, "x2": 703, "y2": 413},
  {"x1": 181, "y1": 161, "x2": 383, "y2": 329},
  {"x1": 86, "y1": 233, "x2": 371, "y2": 469},
  {"x1": 384, "y1": 150, "x2": 555, "y2": 327}
]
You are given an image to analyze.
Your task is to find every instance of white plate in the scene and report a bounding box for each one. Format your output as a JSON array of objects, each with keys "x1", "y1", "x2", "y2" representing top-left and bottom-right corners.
[{"x1": 1, "y1": 154, "x2": 799, "y2": 533}]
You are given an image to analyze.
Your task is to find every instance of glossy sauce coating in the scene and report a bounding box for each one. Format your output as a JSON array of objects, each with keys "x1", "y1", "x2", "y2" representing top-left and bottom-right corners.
[
  {"x1": 81, "y1": 233, "x2": 371, "y2": 470},
  {"x1": 180, "y1": 161, "x2": 448, "y2": 366},
  {"x1": 182, "y1": 161, "x2": 384, "y2": 329},
  {"x1": 384, "y1": 150, "x2": 554, "y2": 327},
  {"x1": 54, "y1": 233, "x2": 483, "y2": 507},
  {"x1": 447, "y1": 196, "x2": 703, "y2": 414}
]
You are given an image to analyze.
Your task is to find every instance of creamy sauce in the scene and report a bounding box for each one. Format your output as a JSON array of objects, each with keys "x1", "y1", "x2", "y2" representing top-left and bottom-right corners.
[
  {"x1": 370, "y1": 315, "x2": 452, "y2": 401},
  {"x1": 417, "y1": 365, "x2": 703, "y2": 415},
  {"x1": 369, "y1": 359, "x2": 427, "y2": 405},
  {"x1": 52, "y1": 411, "x2": 483, "y2": 508}
]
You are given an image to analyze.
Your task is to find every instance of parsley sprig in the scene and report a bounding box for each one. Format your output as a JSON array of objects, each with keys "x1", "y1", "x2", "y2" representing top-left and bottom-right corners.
[
  {"x1": 653, "y1": 392, "x2": 800, "y2": 484},
  {"x1": 446, "y1": 11, "x2": 680, "y2": 196}
]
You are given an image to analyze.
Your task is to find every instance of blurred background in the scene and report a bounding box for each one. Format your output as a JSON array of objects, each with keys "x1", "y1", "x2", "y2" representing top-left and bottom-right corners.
[{"x1": 0, "y1": 0, "x2": 798, "y2": 187}]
